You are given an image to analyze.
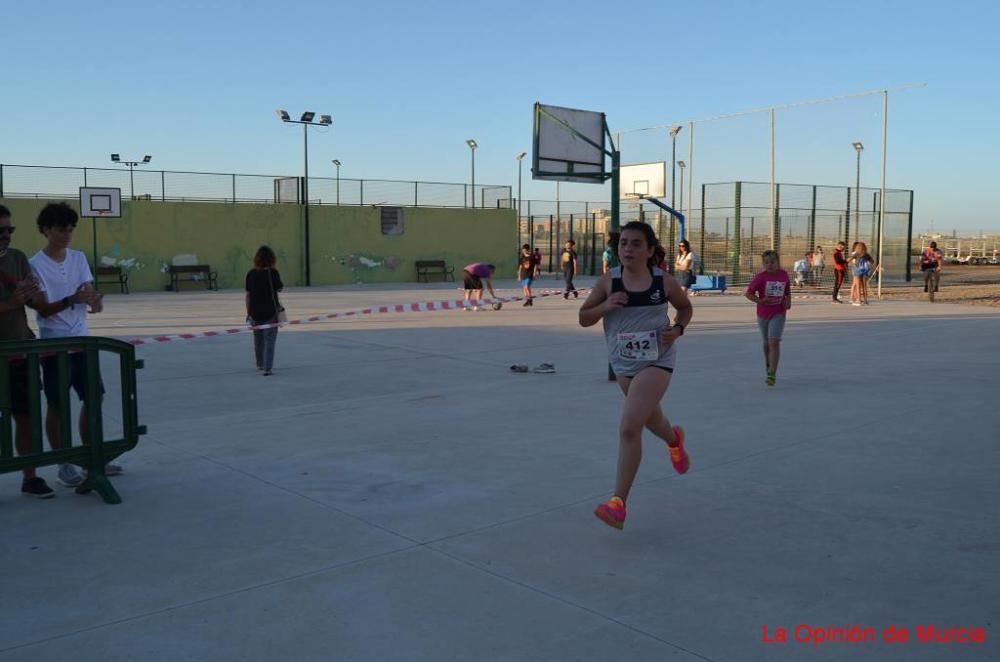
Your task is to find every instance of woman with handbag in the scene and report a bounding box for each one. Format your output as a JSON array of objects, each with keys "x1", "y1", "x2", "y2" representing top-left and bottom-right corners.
[{"x1": 245, "y1": 245, "x2": 284, "y2": 376}]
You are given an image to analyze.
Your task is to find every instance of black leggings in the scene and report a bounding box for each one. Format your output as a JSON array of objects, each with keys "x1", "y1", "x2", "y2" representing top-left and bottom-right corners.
[
  {"x1": 832, "y1": 269, "x2": 845, "y2": 300},
  {"x1": 564, "y1": 267, "x2": 576, "y2": 293}
]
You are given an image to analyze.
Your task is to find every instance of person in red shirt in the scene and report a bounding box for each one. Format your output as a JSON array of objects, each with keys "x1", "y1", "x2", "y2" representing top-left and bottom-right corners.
[{"x1": 832, "y1": 241, "x2": 848, "y2": 303}]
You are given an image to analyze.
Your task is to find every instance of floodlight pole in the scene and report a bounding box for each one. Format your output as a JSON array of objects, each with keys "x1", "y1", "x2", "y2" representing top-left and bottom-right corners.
[
  {"x1": 769, "y1": 108, "x2": 776, "y2": 249},
  {"x1": 878, "y1": 90, "x2": 888, "y2": 298},
  {"x1": 277, "y1": 111, "x2": 333, "y2": 286}
]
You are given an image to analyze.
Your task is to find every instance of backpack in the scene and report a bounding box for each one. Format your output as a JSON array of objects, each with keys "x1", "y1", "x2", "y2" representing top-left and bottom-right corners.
[{"x1": 857, "y1": 255, "x2": 872, "y2": 277}]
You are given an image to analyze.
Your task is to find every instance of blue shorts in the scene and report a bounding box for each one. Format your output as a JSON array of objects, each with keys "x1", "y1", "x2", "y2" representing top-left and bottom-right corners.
[
  {"x1": 757, "y1": 314, "x2": 786, "y2": 340},
  {"x1": 521, "y1": 278, "x2": 534, "y2": 288},
  {"x1": 41, "y1": 352, "x2": 105, "y2": 405}
]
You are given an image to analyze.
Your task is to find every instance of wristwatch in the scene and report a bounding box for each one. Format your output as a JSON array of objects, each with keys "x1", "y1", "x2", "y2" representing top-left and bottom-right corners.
[
  {"x1": 673, "y1": 323, "x2": 685, "y2": 336},
  {"x1": 61, "y1": 296, "x2": 72, "y2": 309}
]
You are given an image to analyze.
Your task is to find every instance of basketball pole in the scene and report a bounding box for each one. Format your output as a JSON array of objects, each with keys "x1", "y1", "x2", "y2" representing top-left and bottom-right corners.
[
  {"x1": 92, "y1": 216, "x2": 98, "y2": 291},
  {"x1": 608, "y1": 139, "x2": 620, "y2": 381}
]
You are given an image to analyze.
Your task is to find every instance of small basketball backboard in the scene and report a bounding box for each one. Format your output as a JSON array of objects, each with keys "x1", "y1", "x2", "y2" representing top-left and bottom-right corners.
[
  {"x1": 532, "y1": 103, "x2": 606, "y2": 183},
  {"x1": 618, "y1": 162, "x2": 666, "y2": 200},
  {"x1": 79, "y1": 187, "x2": 122, "y2": 218}
]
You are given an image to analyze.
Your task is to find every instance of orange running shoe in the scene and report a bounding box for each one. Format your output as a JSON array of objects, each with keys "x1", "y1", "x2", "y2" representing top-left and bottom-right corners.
[
  {"x1": 594, "y1": 496, "x2": 626, "y2": 530},
  {"x1": 668, "y1": 426, "x2": 690, "y2": 474}
]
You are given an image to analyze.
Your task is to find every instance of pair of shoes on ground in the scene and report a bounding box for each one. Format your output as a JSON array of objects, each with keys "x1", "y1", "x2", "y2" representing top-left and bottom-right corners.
[
  {"x1": 522, "y1": 298, "x2": 534, "y2": 307},
  {"x1": 766, "y1": 371, "x2": 776, "y2": 387},
  {"x1": 594, "y1": 426, "x2": 689, "y2": 530},
  {"x1": 56, "y1": 462, "x2": 124, "y2": 488},
  {"x1": 509, "y1": 363, "x2": 555, "y2": 374},
  {"x1": 562, "y1": 291, "x2": 579, "y2": 299}
]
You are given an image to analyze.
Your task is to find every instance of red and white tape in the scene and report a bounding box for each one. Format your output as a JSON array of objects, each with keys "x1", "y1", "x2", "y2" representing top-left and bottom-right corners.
[{"x1": 124, "y1": 288, "x2": 589, "y2": 346}]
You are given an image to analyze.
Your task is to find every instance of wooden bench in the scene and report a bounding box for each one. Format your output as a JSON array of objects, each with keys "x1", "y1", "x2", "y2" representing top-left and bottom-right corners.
[
  {"x1": 95, "y1": 266, "x2": 129, "y2": 294},
  {"x1": 415, "y1": 260, "x2": 455, "y2": 283},
  {"x1": 169, "y1": 264, "x2": 218, "y2": 291}
]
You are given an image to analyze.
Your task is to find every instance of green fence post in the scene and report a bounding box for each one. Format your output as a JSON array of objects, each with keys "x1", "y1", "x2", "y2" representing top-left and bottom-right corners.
[
  {"x1": 845, "y1": 187, "x2": 852, "y2": 245},
  {"x1": 732, "y1": 181, "x2": 742, "y2": 284},
  {"x1": 699, "y1": 183, "x2": 706, "y2": 274},
  {"x1": 905, "y1": 190, "x2": 915, "y2": 282}
]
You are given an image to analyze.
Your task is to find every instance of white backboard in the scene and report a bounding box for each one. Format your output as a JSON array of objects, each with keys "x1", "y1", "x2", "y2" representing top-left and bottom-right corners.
[
  {"x1": 619, "y1": 162, "x2": 666, "y2": 199},
  {"x1": 532, "y1": 103, "x2": 606, "y2": 183},
  {"x1": 79, "y1": 187, "x2": 122, "y2": 218},
  {"x1": 274, "y1": 177, "x2": 299, "y2": 203}
]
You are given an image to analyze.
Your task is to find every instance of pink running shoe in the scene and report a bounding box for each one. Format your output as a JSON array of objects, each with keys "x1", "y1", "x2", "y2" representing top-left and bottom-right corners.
[
  {"x1": 594, "y1": 496, "x2": 626, "y2": 530},
  {"x1": 668, "y1": 426, "x2": 690, "y2": 474}
]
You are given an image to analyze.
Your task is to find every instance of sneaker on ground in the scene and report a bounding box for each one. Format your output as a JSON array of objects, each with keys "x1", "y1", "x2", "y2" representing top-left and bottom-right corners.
[
  {"x1": 533, "y1": 363, "x2": 555, "y2": 374},
  {"x1": 594, "y1": 496, "x2": 626, "y2": 530},
  {"x1": 56, "y1": 463, "x2": 83, "y2": 488},
  {"x1": 668, "y1": 426, "x2": 690, "y2": 474},
  {"x1": 766, "y1": 371, "x2": 776, "y2": 386},
  {"x1": 21, "y1": 477, "x2": 55, "y2": 499}
]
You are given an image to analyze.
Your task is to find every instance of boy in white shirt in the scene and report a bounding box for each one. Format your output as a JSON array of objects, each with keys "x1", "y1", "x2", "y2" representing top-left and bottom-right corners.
[{"x1": 29, "y1": 203, "x2": 116, "y2": 488}]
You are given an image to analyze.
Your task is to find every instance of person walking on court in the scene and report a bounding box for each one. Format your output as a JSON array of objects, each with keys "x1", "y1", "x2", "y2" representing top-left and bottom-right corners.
[
  {"x1": 832, "y1": 241, "x2": 848, "y2": 303},
  {"x1": 245, "y1": 245, "x2": 284, "y2": 375},
  {"x1": 29, "y1": 202, "x2": 113, "y2": 489},
  {"x1": 920, "y1": 241, "x2": 943, "y2": 301},
  {"x1": 744, "y1": 249, "x2": 791, "y2": 387},
  {"x1": 579, "y1": 221, "x2": 693, "y2": 531},
  {"x1": 517, "y1": 244, "x2": 536, "y2": 306},
  {"x1": 0, "y1": 205, "x2": 54, "y2": 498},
  {"x1": 561, "y1": 239, "x2": 578, "y2": 299},
  {"x1": 462, "y1": 262, "x2": 497, "y2": 311}
]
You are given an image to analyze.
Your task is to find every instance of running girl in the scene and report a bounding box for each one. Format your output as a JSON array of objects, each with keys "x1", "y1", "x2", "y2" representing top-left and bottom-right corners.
[{"x1": 579, "y1": 222, "x2": 693, "y2": 530}]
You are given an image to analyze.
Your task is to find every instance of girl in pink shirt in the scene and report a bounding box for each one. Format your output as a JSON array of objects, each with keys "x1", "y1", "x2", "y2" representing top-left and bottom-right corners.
[{"x1": 744, "y1": 250, "x2": 791, "y2": 386}]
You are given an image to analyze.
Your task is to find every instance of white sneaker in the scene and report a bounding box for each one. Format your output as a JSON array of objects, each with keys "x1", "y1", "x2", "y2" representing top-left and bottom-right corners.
[{"x1": 56, "y1": 464, "x2": 83, "y2": 488}]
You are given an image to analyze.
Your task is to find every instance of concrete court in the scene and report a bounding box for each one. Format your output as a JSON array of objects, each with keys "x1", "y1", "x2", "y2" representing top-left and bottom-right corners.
[{"x1": 1, "y1": 276, "x2": 998, "y2": 662}]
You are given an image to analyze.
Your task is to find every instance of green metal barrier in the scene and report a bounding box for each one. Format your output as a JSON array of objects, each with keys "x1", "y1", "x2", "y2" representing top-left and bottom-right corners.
[{"x1": 0, "y1": 337, "x2": 146, "y2": 504}]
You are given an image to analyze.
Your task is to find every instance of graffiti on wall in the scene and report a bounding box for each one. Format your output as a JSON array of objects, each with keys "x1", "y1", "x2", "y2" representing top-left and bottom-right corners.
[
  {"x1": 100, "y1": 244, "x2": 144, "y2": 272},
  {"x1": 333, "y1": 253, "x2": 402, "y2": 283}
]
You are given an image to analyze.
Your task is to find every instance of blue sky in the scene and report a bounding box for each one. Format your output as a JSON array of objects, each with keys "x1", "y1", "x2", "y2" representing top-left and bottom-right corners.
[{"x1": 3, "y1": 0, "x2": 997, "y2": 233}]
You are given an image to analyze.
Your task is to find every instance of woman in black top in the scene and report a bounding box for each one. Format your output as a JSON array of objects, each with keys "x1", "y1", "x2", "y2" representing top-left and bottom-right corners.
[{"x1": 245, "y1": 245, "x2": 283, "y2": 375}]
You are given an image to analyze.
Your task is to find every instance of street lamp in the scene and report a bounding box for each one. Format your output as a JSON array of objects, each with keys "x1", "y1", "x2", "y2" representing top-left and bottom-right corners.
[
  {"x1": 110, "y1": 153, "x2": 152, "y2": 200},
  {"x1": 677, "y1": 160, "x2": 686, "y2": 212},
  {"x1": 516, "y1": 151, "x2": 528, "y2": 248},
  {"x1": 332, "y1": 159, "x2": 341, "y2": 205},
  {"x1": 669, "y1": 126, "x2": 683, "y2": 206},
  {"x1": 276, "y1": 109, "x2": 333, "y2": 286},
  {"x1": 466, "y1": 139, "x2": 478, "y2": 208},
  {"x1": 853, "y1": 142, "x2": 864, "y2": 243}
]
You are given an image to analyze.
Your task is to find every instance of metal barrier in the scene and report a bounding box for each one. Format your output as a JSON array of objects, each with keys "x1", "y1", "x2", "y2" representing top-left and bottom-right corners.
[{"x1": 0, "y1": 337, "x2": 146, "y2": 504}]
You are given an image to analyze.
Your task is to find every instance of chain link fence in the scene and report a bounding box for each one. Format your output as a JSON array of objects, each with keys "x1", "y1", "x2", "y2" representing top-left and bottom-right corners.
[
  {"x1": 516, "y1": 181, "x2": 914, "y2": 287},
  {"x1": 0, "y1": 164, "x2": 511, "y2": 209}
]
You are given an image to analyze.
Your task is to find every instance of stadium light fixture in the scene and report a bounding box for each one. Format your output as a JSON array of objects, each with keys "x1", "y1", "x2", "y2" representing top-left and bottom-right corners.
[
  {"x1": 276, "y1": 109, "x2": 290, "y2": 121},
  {"x1": 300, "y1": 111, "x2": 315, "y2": 122},
  {"x1": 110, "y1": 153, "x2": 120, "y2": 162},
  {"x1": 319, "y1": 115, "x2": 332, "y2": 125}
]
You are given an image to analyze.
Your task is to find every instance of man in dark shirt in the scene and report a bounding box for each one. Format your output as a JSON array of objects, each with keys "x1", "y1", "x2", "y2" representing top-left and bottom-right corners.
[{"x1": 0, "y1": 205, "x2": 54, "y2": 498}]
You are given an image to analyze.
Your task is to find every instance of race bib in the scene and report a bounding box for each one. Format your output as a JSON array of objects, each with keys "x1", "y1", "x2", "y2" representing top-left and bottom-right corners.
[
  {"x1": 765, "y1": 280, "x2": 786, "y2": 298},
  {"x1": 618, "y1": 330, "x2": 659, "y2": 361}
]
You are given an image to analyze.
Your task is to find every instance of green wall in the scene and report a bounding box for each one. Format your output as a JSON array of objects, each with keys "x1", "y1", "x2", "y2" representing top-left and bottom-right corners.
[{"x1": 0, "y1": 198, "x2": 515, "y2": 290}]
